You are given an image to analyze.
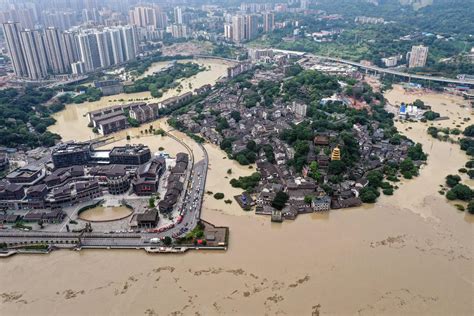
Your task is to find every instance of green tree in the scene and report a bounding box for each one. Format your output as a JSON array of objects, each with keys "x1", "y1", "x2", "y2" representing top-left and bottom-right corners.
[
  {"x1": 272, "y1": 191, "x2": 289, "y2": 210},
  {"x1": 423, "y1": 111, "x2": 440, "y2": 121},
  {"x1": 213, "y1": 192, "x2": 225, "y2": 200},
  {"x1": 360, "y1": 187, "x2": 378, "y2": 203},
  {"x1": 448, "y1": 184, "x2": 473, "y2": 201},
  {"x1": 246, "y1": 140, "x2": 257, "y2": 152},
  {"x1": 467, "y1": 170, "x2": 474, "y2": 179},
  {"x1": 308, "y1": 161, "x2": 321, "y2": 181},
  {"x1": 149, "y1": 197, "x2": 156, "y2": 208},
  {"x1": 463, "y1": 125, "x2": 474, "y2": 137},
  {"x1": 467, "y1": 201, "x2": 474, "y2": 214},
  {"x1": 163, "y1": 236, "x2": 172, "y2": 246},
  {"x1": 446, "y1": 190, "x2": 457, "y2": 200},
  {"x1": 413, "y1": 99, "x2": 425, "y2": 109},
  {"x1": 328, "y1": 160, "x2": 346, "y2": 175},
  {"x1": 445, "y1": 174, "x2": 461, "y2": 188},
  {"x1": 367, "y1": 170, "x2": 384, "y2": 188},
  {"x1": 407, "y1": 143, "x2": 427, "y2": 161},
  {"x1": 230, "y1": 110, "x2": 241, "y2": 122}
]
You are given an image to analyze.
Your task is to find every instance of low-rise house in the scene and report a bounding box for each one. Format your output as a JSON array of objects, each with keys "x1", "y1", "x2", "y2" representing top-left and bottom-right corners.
[
  {"x1": 314, "y1": 135, "x2": 330, "y2": 146},
  {"x1": 109, "y1": 145, "x2": 151, "y2": 165},
  {"x1": 282, "y1": 206, "x2": 298, "y2": 220},
  {"x1": 129, "y1": 103, "x2": 159, "y2": 123},
  {"x1": 26, "y1": 184, "x2": 48, "y2": 208},
  {"x1": 257, "y1": 190, "x2": 276, "y2": 206},
  {"x1": 132, "y1": 157, "x2": 166, "y2": 196},
  {"x1": 137, "y1": 209, "x2": 159, "y2": 228},
  {"x1": 0, "y1": 183, "x2": 25, "y2": 201},
  {"x1": 23, "y1": 211, "x2": 44, "y2": 222},
  {"x1": 97, "y1": 114, "x2": 128, "y2": 136},
  {"x1": 6, "y1": 164, "x2": 45, "y2": 186},
  {"x1": 0, "y1": 153, "x2": 9, "y2": 172},
  {"x1": 271, "y1": 208, "x2": 283, "y2": 222},
  {"x1": 44, "y1": 166, "x2": 85, "y2": 187},
  {"x1": 331, "y1": 197, "x2": 362, "y2": 209},
  {"x1": 312, "y1": 196, "x2": 331, "y2": 211},
  {"x1": 43, "y1": 210, "x2": 66, "y2": 223},
  {"x1": 94, "y1": 79, "x2": 124, "y2": 96},
  {"x1": 255, "y1": 205, "x2": 273, "y2": 215}
]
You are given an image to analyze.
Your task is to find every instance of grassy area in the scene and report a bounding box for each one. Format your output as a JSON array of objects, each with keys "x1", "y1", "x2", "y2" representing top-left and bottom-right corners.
[
  {"x1": 19, "y1": 244, "x2": 49, "y2": 250},
  {"x1": 13, "y1": 221, "x2": 33, "y2": 230}
]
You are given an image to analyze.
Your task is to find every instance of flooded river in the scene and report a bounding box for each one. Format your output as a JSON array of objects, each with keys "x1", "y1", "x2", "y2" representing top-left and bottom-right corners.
[
  {"x1": 1, "y1": 80, "x2": 473, "y2": 315},
  {"x1": 48, "y1": 58, "x2": 233, "y2": 142}
]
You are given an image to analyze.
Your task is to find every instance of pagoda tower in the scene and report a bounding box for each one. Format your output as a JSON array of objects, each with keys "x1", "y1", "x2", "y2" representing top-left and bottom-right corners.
[{"x1": 331, "y1": 146, "x2": 341, "y2": 161}]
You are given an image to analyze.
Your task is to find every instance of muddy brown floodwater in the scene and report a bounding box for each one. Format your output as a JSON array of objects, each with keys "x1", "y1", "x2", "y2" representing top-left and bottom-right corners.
[
  {"x1": 78, "y1": 205, "x2": 132, "y2": 222},
  {"x1": 1, "y1": 83, "x2": 473, "y2": 315},
  {"x1": 48, "y1": 58, "x2": 233, "y2": 142}
]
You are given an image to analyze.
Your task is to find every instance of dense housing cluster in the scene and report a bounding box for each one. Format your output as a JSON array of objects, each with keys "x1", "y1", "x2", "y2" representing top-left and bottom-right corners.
[{"x1": 171, "y1": 53, "x2": 426, "y2": 221}]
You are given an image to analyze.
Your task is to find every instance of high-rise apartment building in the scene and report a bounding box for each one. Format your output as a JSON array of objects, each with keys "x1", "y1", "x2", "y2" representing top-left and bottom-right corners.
[
  {"x1": 2, "y1": 22, "x2": 28, "y2": 77},
  {"x1": 245, "y1": 14, "x2": 258, "y2": 41},
  {"x1": 71, "y1": 61, "x2": 86, "y2": 75},
  {"x1": 224, "y1": 23, "x2": 233, "y2": 40},
  {"x1": 120, "y1": 25, "x2": 138, "y2": 62},
  {"x1": 12, "y1": 8, "x2": 35, "y2": 29},
  {"x1": 174, "y1": 7, "x2": 183, "y2": 24},
  {"x1": 109, "y1": 28, "x2": 125, "y2": 64},
  {"x1": 171, "y1": 24, "x2": 188, "y2": 39},
  {"x1": 76, "y1": 26, "x2": 138, "y2": 71},
  {"x1": 408, "y1": 45, "x2": 429, "y2": 68},
  {"x1": 129, "y1": 6, "x2": 156, "y2": 28},
  {"x1": 263, "y1": 12, "x2": 274, "y2": 32},
  {"x1": 3, "y1": 21, "x2": 139, "y2": 78},
  {"x1": 95, "y1": 30, "x2": 112, "y2": 68},
  {"x1": 62, "y1": 31, "x2": 80, "y2": 67},
  {"x1": 232, "y1": 15, "x2": 245, "y2": 43},
  {"x1": 82, "y1": 8, "x2": 102, "y2": 24},
  {"x1": 231, "y1": 14, "x2": 259, "y2": 43},
  {"x1": 156, "y1": 12, "x2": 168, "y2": 29},
  {"x1": 77, "y1": 32, "x2": 101, "y2": 71},
  {"x1": 20, "y1": 29, "x2": 49, "y2": 80},
  {"x1": 44, "y1": 27, "x2": 69, "y2": 74},
  {"x1": 43, "y1": 11, "x2": 76, "y2": 31},
  {"x1": 301, "y1": 0, "x2": 310, "y2": 10}
]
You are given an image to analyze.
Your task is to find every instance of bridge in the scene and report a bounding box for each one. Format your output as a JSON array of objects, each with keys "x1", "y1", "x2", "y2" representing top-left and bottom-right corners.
[
  {"x1": 271, "y1": 49, "x2": 474, "y2": 87},
  {"x1": 193, "y1": 54, "x2": 239, "y2": 63}
]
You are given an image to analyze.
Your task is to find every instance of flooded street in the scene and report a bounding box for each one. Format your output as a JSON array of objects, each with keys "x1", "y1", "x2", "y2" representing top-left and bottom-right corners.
[
  {"x1": 1, "y1": 82, "x2": 473, "y2": 315},
  {"x1": 202, "y1": 143, "x2": 256, "y2": 218}
]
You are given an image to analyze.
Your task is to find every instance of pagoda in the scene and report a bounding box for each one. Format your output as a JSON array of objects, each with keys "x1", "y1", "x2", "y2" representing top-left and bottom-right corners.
[{"x1": 331, "y1": 146, "x2": 341, "y2": 161}]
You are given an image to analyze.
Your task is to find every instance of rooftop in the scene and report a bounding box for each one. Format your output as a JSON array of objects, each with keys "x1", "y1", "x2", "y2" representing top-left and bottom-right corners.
[{"x1": 110, "y1": 145, "x2": 150, "y2": 157}]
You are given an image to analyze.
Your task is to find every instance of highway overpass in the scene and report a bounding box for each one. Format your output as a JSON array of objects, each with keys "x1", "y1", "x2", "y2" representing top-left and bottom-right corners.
[{"x1": 272, "y1": 49, "x2": 474, "y2": 87}]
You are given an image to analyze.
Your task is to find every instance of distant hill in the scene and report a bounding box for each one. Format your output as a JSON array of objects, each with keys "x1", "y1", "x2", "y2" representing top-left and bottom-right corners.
[
  {"x1": 398, "y1": 0, "x2": 433, "y2": 10},
  {"x1": 315, "y1": 0, "x2": 473, "y2": 34},
  {"x1": 364, "y1": 0, "x2": 434, "y2": 10}
]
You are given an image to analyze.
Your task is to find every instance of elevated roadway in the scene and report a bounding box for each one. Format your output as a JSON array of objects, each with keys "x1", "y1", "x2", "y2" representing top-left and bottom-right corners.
[{"x1": 271, "y1": 49, "x2": 474, "y2": 87}]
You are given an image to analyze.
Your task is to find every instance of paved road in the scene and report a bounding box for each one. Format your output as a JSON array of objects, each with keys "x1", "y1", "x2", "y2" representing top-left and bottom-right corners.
[{"x1": 271, "y1": 49, "x2": 474, "y2": 86}]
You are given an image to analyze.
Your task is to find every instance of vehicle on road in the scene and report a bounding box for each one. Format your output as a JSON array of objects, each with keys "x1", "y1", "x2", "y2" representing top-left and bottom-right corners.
[{"x1": 149, "y1": 238, "x2": 160, "y2": 244}]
